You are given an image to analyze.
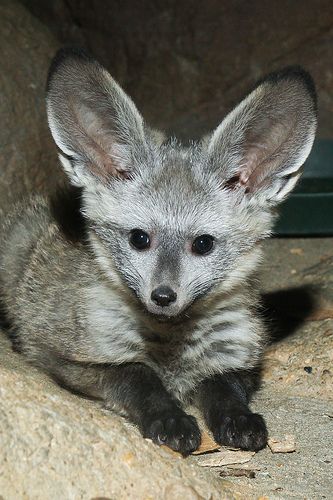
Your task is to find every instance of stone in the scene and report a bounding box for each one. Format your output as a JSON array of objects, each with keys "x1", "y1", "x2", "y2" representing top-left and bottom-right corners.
[
  {"x1": 0, "y1": 0, "x2": 64, "y2": 216},
  {"x1": 21, "y1": 0, "x2": 333, "y2": 140},
  {"x1": 0, "y1": 332, "x2": 239, "y2": 499}
]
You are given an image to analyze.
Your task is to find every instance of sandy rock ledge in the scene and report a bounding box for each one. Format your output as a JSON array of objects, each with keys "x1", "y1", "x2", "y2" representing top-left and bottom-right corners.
[{"x1": 0, "y1": 333, "x2": 241, "y2": 500}]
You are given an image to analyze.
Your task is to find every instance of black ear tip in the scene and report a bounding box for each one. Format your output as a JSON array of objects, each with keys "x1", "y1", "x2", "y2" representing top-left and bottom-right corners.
[
  {"x1": 266, "y1": 65, "x2": 316, "y2": 92},
  {"x1": 46, "y1": 47, "x2": 94, "y2": 92},
  {"x1": 259, "y1": 65, "x2": 317, "y2": 109}
]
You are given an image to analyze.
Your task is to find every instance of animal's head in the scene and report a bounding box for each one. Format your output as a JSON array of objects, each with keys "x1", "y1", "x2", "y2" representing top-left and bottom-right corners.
[{"x1": 47, "y1": 48, "x2": 317, "y2": 318}]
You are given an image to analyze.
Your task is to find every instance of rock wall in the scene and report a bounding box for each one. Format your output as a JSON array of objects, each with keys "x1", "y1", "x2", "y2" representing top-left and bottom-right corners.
[
  {"x1": 20, "y1": 0, "x2": 333, "y2": 140},
  {"x1": 0, "y1": 0, "x2": 64, "y2": 215}
]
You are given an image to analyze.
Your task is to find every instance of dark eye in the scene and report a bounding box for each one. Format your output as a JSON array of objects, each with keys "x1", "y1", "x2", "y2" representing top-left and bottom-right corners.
[
  {"x1": 192, "y1": 234, "x2": 215, "y2": 255},
  {"x1": 129, "y1": 229, "x2": 151, "y2": 250}
]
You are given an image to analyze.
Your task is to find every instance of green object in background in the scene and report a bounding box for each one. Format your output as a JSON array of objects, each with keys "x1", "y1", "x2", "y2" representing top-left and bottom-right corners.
[{"x1": 274, "y1": 139, "x2": 333, "y2": 236}]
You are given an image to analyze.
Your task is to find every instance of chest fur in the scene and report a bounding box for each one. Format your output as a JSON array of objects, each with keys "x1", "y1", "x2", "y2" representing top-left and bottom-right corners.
[{"x1": 85, "y1": 285, "x2": 263, "y2": 400}]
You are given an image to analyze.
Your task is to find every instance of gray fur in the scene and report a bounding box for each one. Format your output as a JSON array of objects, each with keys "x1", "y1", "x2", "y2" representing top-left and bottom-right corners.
[{"x1": 0, "y1": 51, "x2": 317, "y2": 447}]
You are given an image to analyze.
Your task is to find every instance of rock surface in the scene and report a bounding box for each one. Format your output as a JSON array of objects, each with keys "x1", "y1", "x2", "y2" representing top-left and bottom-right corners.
[
  {"x1": 0, "y1": 0, "x2": 63, "y2": 215},
  {"x1": 20, "y1": 0, "x2": 333, "y2": 140},
  {"x1": 0, "y1": 332, "x2": 239, "y2": 500}
]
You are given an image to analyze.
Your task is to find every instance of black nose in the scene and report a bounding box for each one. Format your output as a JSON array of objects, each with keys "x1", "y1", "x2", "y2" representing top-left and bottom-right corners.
[{"x1": 151, "y1": 286, "x2": 177, "y2": 307}]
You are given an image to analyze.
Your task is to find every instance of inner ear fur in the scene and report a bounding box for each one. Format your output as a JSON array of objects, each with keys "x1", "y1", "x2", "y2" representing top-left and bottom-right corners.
[
  {"x1": 208, "y1": 66, "x2": 317, "y2": 202},
  {"x1": 46, "y1": 48, "x2": 148, "y2": 184}
]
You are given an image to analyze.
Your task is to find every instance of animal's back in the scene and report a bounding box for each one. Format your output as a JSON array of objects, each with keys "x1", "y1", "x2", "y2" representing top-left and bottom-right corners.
[
  {"x1": 0, "y1": 196, "x2": 94, "y2": 357},
  {"x1": 0, "y1": 197, "x2": 50, "y2": 305}
]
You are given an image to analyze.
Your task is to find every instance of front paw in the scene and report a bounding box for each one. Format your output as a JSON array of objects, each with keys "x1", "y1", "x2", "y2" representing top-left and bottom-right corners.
[
  {"x1": 212, "y1": 413, "x2": 267, "y2": 451},
  {"x1": 142, "y1": 411, "x2": 201, "y2": 456}
]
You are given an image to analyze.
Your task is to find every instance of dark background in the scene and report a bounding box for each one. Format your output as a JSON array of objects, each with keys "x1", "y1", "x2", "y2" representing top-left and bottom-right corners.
[{"x1": 19, "y1": 0, "x2": 333, "y2": 139}]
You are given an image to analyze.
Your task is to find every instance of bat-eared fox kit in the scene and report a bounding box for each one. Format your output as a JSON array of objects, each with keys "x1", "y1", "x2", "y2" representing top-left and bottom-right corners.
[{"x1": 0, "y1": 48, "x2": 317, "y2": 456}]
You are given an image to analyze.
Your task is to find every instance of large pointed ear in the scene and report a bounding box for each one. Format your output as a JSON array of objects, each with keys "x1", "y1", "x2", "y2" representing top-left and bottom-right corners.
[
  {"x1": 207, "y1": 67, "x2": 317, "y2": 205},
  {"x1": 46, "y1": 48, "x2": 150, "y2": 187}
]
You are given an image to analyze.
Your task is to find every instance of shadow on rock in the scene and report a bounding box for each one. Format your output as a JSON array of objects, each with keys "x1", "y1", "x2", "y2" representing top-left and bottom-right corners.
[{"x1": 261, "y1": 285, "x2": 317, "y2": 343}]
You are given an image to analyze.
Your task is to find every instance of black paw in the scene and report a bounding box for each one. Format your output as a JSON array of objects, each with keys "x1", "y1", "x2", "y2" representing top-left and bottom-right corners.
[
  {"x1": 212, "y1": 413, "x2": 267, "y2": 451},
  {"x1": 142, "y1": 411, "x2": 201, "y2": 456}
]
